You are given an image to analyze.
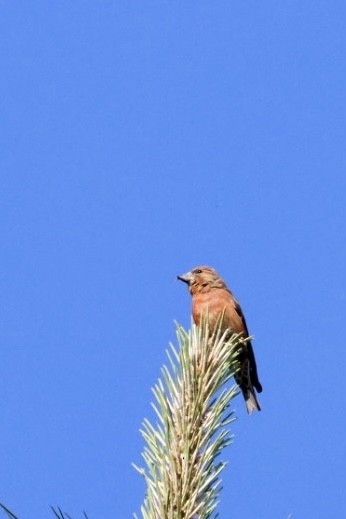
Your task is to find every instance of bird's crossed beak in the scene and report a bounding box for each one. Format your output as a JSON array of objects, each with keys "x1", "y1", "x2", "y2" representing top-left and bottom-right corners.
[{"x1": 177, "y1": 271, "x2": 193, "y2": 284}]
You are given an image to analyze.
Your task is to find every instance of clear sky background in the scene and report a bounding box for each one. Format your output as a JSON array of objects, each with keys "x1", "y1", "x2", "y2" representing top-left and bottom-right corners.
[{"x1": 1, "y1": 2, "x2": 345, "y2": 518}]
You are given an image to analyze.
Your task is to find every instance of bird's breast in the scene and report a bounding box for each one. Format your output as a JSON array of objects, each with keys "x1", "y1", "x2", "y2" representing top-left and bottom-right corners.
[{"x1": 192, "y1": 289, "x2": 245, "y2": 335}]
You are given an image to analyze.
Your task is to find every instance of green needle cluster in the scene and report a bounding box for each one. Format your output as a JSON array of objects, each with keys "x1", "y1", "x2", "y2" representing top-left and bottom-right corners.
[{"x1": 134, "y1": 321, "x2": 242, "y2": 519}]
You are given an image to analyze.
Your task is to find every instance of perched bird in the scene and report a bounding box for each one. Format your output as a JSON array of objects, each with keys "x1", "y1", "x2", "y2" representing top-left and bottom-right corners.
[{"x1": 177, "y1": 266, "x2": 262, "y2": 414}]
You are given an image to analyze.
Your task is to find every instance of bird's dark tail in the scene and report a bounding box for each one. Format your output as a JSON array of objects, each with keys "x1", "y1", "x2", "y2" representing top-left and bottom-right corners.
[
  {"x1": 244, "y1": 387, "x2": 261, "y2": 415},
  {"x1": 235, "y1": 352, "x2": 262, "y2": 414}
]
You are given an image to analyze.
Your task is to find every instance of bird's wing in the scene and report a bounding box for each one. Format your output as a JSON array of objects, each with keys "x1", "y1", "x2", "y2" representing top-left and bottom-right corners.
[{"x1": 234, "y1": 298, "x2": 262, "y2": 393}]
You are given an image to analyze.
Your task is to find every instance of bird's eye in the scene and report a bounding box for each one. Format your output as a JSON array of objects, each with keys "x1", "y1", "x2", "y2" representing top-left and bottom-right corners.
[{"x1": 195, "y1": 269, "x2": 202, "y2": 274}]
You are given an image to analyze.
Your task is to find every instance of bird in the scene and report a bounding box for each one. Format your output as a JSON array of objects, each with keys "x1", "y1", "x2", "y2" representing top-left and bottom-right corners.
[{"x1": 177, "y1": 266, "x2": 262, "y2": 414}]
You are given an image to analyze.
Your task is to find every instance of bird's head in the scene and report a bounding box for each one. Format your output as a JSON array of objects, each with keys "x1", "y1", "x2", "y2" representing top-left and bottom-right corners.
[{"x1": 177, "y1": 266, "x2": 226, "y2": 295}]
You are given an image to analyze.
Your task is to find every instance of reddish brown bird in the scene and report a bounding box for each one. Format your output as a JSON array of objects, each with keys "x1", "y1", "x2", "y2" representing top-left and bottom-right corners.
[{"x1": 177, "y1": 266, "x2": 262, "y2": 414}]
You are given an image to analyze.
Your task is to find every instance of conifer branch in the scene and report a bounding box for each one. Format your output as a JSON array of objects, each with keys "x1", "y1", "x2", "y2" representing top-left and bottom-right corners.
[{"x1": 134, "y1": 321, "x2": 242, "y2": 518}]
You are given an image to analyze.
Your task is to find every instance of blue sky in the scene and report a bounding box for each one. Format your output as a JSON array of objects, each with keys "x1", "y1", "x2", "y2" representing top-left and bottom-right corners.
[{"x1": 1, "y1": 1, "x2": 345, "y2": 518}]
